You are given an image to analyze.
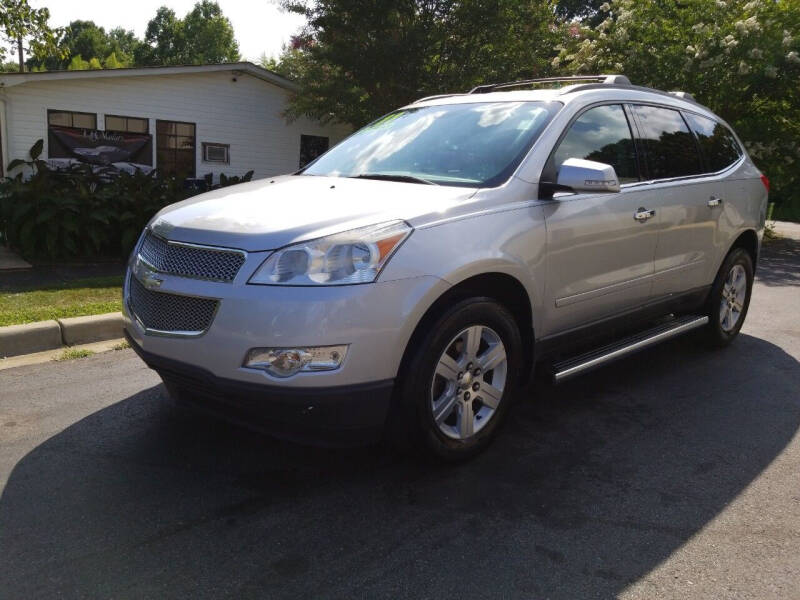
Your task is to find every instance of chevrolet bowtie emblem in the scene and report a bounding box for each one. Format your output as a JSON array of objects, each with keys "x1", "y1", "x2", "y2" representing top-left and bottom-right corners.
[
  {"x1": 134, "y1": 256, "x2": 164, "y2": 290},
  {"x1": 141, "y1": 270, "x2": 164, "y2": 289}
]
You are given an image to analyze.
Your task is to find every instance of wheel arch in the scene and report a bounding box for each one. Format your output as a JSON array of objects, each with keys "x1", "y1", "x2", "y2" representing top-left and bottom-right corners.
[
  {"x1": 725, "y1": 229, "x2": 759, "y2": 273},
  {"x1": 397, "y1": 272, "x2": 536, "y2": 384}
]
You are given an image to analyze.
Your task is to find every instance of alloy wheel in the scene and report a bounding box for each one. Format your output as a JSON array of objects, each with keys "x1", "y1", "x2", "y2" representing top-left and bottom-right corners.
[
  {"x1": 720, "y1": 263, "x2": 747, "y2": 332},
  {"x1": 430, "y1": 325, "x2": 508, "y2": 440}
]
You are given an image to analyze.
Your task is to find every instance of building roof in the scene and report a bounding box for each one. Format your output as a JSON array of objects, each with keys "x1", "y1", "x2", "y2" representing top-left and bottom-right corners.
[{"x1": 0, "y1": 61, "x2": 299, "y2": 92}]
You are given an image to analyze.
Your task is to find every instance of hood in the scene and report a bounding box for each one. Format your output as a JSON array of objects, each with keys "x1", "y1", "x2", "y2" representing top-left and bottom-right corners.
[{"x1": 149, "y1": 175, "x2": 478, "y2": 251}]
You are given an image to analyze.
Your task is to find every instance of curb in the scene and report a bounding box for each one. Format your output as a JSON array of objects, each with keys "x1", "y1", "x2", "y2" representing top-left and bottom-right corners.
[{"x1": 0, "y1": 312, "x2": 124, "y2": 358}]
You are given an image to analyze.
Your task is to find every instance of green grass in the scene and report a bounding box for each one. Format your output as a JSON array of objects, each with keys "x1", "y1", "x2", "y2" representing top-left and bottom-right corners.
[
  {"x1": 54, "y1": 348, "x2": 95, "y2": 361},
  {"x1": 0, "y1": 275, "x2": 123, "y2": 327}
]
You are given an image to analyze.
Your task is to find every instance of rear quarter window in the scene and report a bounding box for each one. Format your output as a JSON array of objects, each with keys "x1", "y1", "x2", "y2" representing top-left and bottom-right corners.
[{"x1": 683, "y1": 113, "x2": 743, "y2": 173}]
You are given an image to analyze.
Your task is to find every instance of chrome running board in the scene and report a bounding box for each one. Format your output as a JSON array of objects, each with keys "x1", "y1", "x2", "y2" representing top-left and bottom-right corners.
[{"x1": 552, "y1": 315, "x2": 709, "y2": 384}]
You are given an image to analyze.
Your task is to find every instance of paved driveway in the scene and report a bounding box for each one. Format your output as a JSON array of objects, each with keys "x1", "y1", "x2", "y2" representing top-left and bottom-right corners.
[{"x1": 1, "y1": 237, "x2": 798, "y2": 599}]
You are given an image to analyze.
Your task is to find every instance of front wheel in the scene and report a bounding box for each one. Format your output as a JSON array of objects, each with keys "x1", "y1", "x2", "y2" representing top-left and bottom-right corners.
[
  {"x1": 704, "y1": 247, "x2": 754, "y2": 347},
  {"x1": 389, "y1": 297, "x2": 523, "y2": 461}
]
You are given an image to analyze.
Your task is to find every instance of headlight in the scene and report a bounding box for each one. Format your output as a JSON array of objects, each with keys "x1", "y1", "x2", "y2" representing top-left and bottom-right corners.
[{"x1": 249, "y1": 221, "x2": 412, "y2": 286}]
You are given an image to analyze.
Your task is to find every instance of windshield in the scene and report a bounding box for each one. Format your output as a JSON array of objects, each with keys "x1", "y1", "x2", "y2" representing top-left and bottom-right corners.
[{"x1": 301, "y1": 101, "x2": 561, "y2": 187}]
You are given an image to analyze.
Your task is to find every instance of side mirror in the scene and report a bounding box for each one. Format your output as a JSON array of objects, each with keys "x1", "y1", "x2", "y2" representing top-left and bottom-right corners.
[{"x1": 556, "y1": 158, "x2": 620, "y2": 193}]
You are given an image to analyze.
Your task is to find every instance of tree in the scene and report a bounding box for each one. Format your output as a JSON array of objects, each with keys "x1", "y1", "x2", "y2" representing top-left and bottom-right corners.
[
  {"x1": 134, "y1": 7, "x2": 185, "y2": 66},
  {"x1": 67, "y1": 54, "x2": 89, "y2": 70},
  {"x1": 555, "y1": 0, "x2": 607, "y2": 26},
  {"x1": 103, "y1": 51, "x2": 122, "y2": 69},
  {"x1": 27, "y1": 20, "x2": 139, "y2": 71},
  {"x1": 135, "y1": 2, "x2": 239, "y2": 66},
  {"x1": 107, "y1": 27, "x2": 140, "y2": 63},
  {"x1": 555, "y1": 0, "x2": 800, "y2": 217},
  {"x1": 0, "y1": 0, "x2": 61, "y2": 72},
  {"x1": 183, "y1": 1, "x2": 240, "y2": 63},
  {"x1": 275, "y1": 0, "x2": 562, "y2": 127}
]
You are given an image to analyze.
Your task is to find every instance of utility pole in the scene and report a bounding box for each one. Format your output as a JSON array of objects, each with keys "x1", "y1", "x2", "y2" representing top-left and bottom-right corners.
[{"x1": 17, "y1": 36, "x2": 24, "y2": 73}]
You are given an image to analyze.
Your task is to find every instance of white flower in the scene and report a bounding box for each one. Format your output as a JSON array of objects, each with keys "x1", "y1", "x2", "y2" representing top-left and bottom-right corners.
[
  {"x1": 735, "y1": 21, "x2": 747, "y2": 34},
  {"x1": 743, "y1": 0, "x2": 760, "y2": 12},
  {"x1": 749, "y1": 48, "x2": 763, "y2": 59},
  {"x1": 744, "y1": 16, "x2": 761, "y2": 31},
  {"x1": 614, "y1": 62, "x2": 623, "y2": 71},
  {"x1": 787, "y1": 51, "x2": 800, "y2": 64},
  {"x1": 716, "y1": 0, "x2": 726, "y2": 6},
  {"x1": 692, "y1": 23, "x2": 705, "y2": 33},
  {"x1": 783, "y1": 31, "x2": 793, "y2": 48},
  {"x1": 738, "y1": 61, "x2": 751, "y2": 74},
  {"x1": 765, "y1": 65, "x2": 778, "y2": 78},
  {"x1": 599, "y1": 2, "x2": 611, "y2": 11},
  {"x1": 686, "y1": 45, "x2": 696, "y2": 54}
]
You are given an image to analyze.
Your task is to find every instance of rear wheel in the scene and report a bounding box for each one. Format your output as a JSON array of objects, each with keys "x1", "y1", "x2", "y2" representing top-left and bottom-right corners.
[
  {"x1": 704, "y1": 247, "x2": 753, "y2": 347},
  {"x1": 389, "y1": 297, "x2": 523, "y2": 461}
]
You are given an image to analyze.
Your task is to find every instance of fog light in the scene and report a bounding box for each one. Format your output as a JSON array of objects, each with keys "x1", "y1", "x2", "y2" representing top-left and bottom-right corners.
[{"x1": 244, "y1": 345, "x2": 348, "y2": 378}]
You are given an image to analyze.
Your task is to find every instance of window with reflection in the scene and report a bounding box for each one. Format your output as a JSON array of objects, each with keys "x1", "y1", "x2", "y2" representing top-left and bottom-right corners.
[
  {"x1": 552, "y1": 104, "x2": 640, "y2": 183},
  {"x1": 301, "y1": 101, "x2": 561, "y2": 187},
  {"x1": 633, "y1": 105, "x2": 702, "y2": 180},
  {"x1": 684, "y1": 113, "x2": 742, "y2": 173},
  {"x1": 156, "y1": 120, "x2": 195, "y2": 178},
  {"x1": 47, "y1": 110, "x2": 97, "y2": 129}
]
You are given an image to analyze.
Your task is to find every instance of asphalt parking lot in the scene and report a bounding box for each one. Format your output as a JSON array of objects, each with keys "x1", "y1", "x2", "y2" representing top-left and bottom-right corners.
[{"x1": 1, "y1": 236, "x2": 798, "y2": 599}]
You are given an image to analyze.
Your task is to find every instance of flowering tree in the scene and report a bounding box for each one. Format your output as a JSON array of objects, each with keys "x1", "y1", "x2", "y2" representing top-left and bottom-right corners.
[{"x1": 555, "y1": 0, "x2": 800, "y2": 218}]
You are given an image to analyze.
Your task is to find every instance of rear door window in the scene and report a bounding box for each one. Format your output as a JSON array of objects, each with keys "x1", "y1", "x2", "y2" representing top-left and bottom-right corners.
[
  {"x1": 633, "y1": 105, "x2": 703, "y2": 180},
  {"x1": 683, "y1": 113, "x2": 743, "y2": 173},
  {"x1": 552, "y1": 104, "x2": 640, "y2": 183}
]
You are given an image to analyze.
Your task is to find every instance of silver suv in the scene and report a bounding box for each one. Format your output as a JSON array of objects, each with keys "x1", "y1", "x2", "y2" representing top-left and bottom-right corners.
[{"x1": 124, "y1": 75, "x2": 767, "y2": 460}]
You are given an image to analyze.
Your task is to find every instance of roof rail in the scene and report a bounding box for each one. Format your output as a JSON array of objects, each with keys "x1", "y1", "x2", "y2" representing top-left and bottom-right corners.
[
  {"x1": 412, "y1": 93, "x2": 467, "y2": 104},
  {"x1": 669, "y1": 91, "x2": 696, "y2": 102},
  {"x1": 557, "y1": 81, "x2": 703, "y2": 106},
  {"x1": 469, "y1": 74, "x2": 631, "y2": 94}
]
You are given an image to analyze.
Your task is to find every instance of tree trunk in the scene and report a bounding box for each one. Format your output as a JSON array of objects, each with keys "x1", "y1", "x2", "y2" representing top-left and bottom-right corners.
[{"x1": 17, "y1": 37, "x2": 24, "y2": 73}]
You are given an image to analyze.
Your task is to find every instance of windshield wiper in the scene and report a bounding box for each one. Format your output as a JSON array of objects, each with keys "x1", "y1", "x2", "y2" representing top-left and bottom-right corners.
[{"x1": 351, "y1": 173, "x2": 438, "y2": 185}]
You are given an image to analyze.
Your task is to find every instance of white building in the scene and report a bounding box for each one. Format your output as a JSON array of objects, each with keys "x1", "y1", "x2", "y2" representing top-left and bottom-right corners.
[{"x1": 0, "y1": 62, "x2": 350, "y2": 182}]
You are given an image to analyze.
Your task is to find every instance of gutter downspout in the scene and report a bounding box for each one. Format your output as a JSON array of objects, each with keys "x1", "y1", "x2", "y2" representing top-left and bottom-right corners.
[{"x1": 0, "y1": 92, "x2": 8, "y2": 178}]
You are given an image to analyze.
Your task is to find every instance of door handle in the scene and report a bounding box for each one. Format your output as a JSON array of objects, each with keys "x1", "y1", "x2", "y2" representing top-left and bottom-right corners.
[
  {"x1": 708, "y1": 196, "x2": 723, "y2": 207},
  {"x1": 634, "y1": 208, "x2": 656, "y2": 222}
]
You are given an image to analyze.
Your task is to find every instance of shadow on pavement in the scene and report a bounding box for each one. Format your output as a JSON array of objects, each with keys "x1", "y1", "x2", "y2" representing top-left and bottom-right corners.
[
  {"x1": 757, "y1": 237, "x2": 800, "y2": 287},
  {"x1": 1, "y1": 332, "x2": 799, "y2": 598}
]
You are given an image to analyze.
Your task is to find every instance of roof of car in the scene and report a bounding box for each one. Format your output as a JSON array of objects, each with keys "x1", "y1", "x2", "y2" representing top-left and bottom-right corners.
[{"x1": 408, "y1": 76, "x2": 714, "y2": 118}]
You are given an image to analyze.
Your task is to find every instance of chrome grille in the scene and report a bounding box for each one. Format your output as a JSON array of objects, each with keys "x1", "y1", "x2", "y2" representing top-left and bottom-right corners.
[
  {"x1": 138, "y1": 231, "x2": 245, "y2": 282},
  {"x1": 128, "y1": 275, "x2": 218, "y2": 334}
]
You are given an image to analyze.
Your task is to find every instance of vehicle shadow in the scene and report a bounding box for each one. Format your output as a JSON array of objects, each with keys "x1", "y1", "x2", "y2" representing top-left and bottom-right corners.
[
  {"x1": 1, "y1": 333, "x2": 798, "y2": 598},
  {"x1": 757, "y1": 236, "x2": 800, "y2": 286}
]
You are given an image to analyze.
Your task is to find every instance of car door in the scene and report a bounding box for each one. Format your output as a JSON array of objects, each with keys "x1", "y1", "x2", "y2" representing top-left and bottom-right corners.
[
  {"x1": 629, "y1": 104, "x2": 721, "y2": 298},
  {"x1": 681, "y1": 112, "x2": 747, "y2": 282},
  {"x1": 539, "y1": 103, "x2": 660, "y2": 336}
]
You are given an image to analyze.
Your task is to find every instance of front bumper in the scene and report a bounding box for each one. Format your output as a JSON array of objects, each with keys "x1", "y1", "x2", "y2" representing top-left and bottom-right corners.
[
  {"x1": 127, "y1": 331, "x2": 394, "y2": 445},
  {"x1": 123, "y1": 269, "x2": 448, "y2": 387}
]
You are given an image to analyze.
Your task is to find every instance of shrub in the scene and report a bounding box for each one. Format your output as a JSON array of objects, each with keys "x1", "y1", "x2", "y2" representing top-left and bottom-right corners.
[{"x1": 0, "y1": 140, "x2": 254, "y2": 260}]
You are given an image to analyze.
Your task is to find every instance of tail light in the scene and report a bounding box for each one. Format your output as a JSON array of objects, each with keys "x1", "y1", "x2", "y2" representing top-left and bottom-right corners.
[{"x1": 760, "y1": 174, "x2": 770, "y2": 193}]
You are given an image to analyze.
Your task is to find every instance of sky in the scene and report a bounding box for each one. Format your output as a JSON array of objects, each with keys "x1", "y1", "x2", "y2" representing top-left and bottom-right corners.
[{"x1": 28, "y1": 0, "x2": 306, "y2": 61}]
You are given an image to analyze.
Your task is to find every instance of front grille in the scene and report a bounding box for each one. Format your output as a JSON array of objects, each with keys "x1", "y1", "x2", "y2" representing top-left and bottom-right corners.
[
  {"x1": 138, "y1": 230, "x2": 245, "y2": 282},
  {"x1": 128, "y1": 275, "x2": 218, "y2": 334}
]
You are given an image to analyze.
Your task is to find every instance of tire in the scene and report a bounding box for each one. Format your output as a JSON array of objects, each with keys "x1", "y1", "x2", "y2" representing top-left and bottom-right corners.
[
  {"x1": 704, "y1": 247, "x2": 754, "y2": 347},
  {"x1": 388, "y1": 297, "x2": 523, "y2": 461}
]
